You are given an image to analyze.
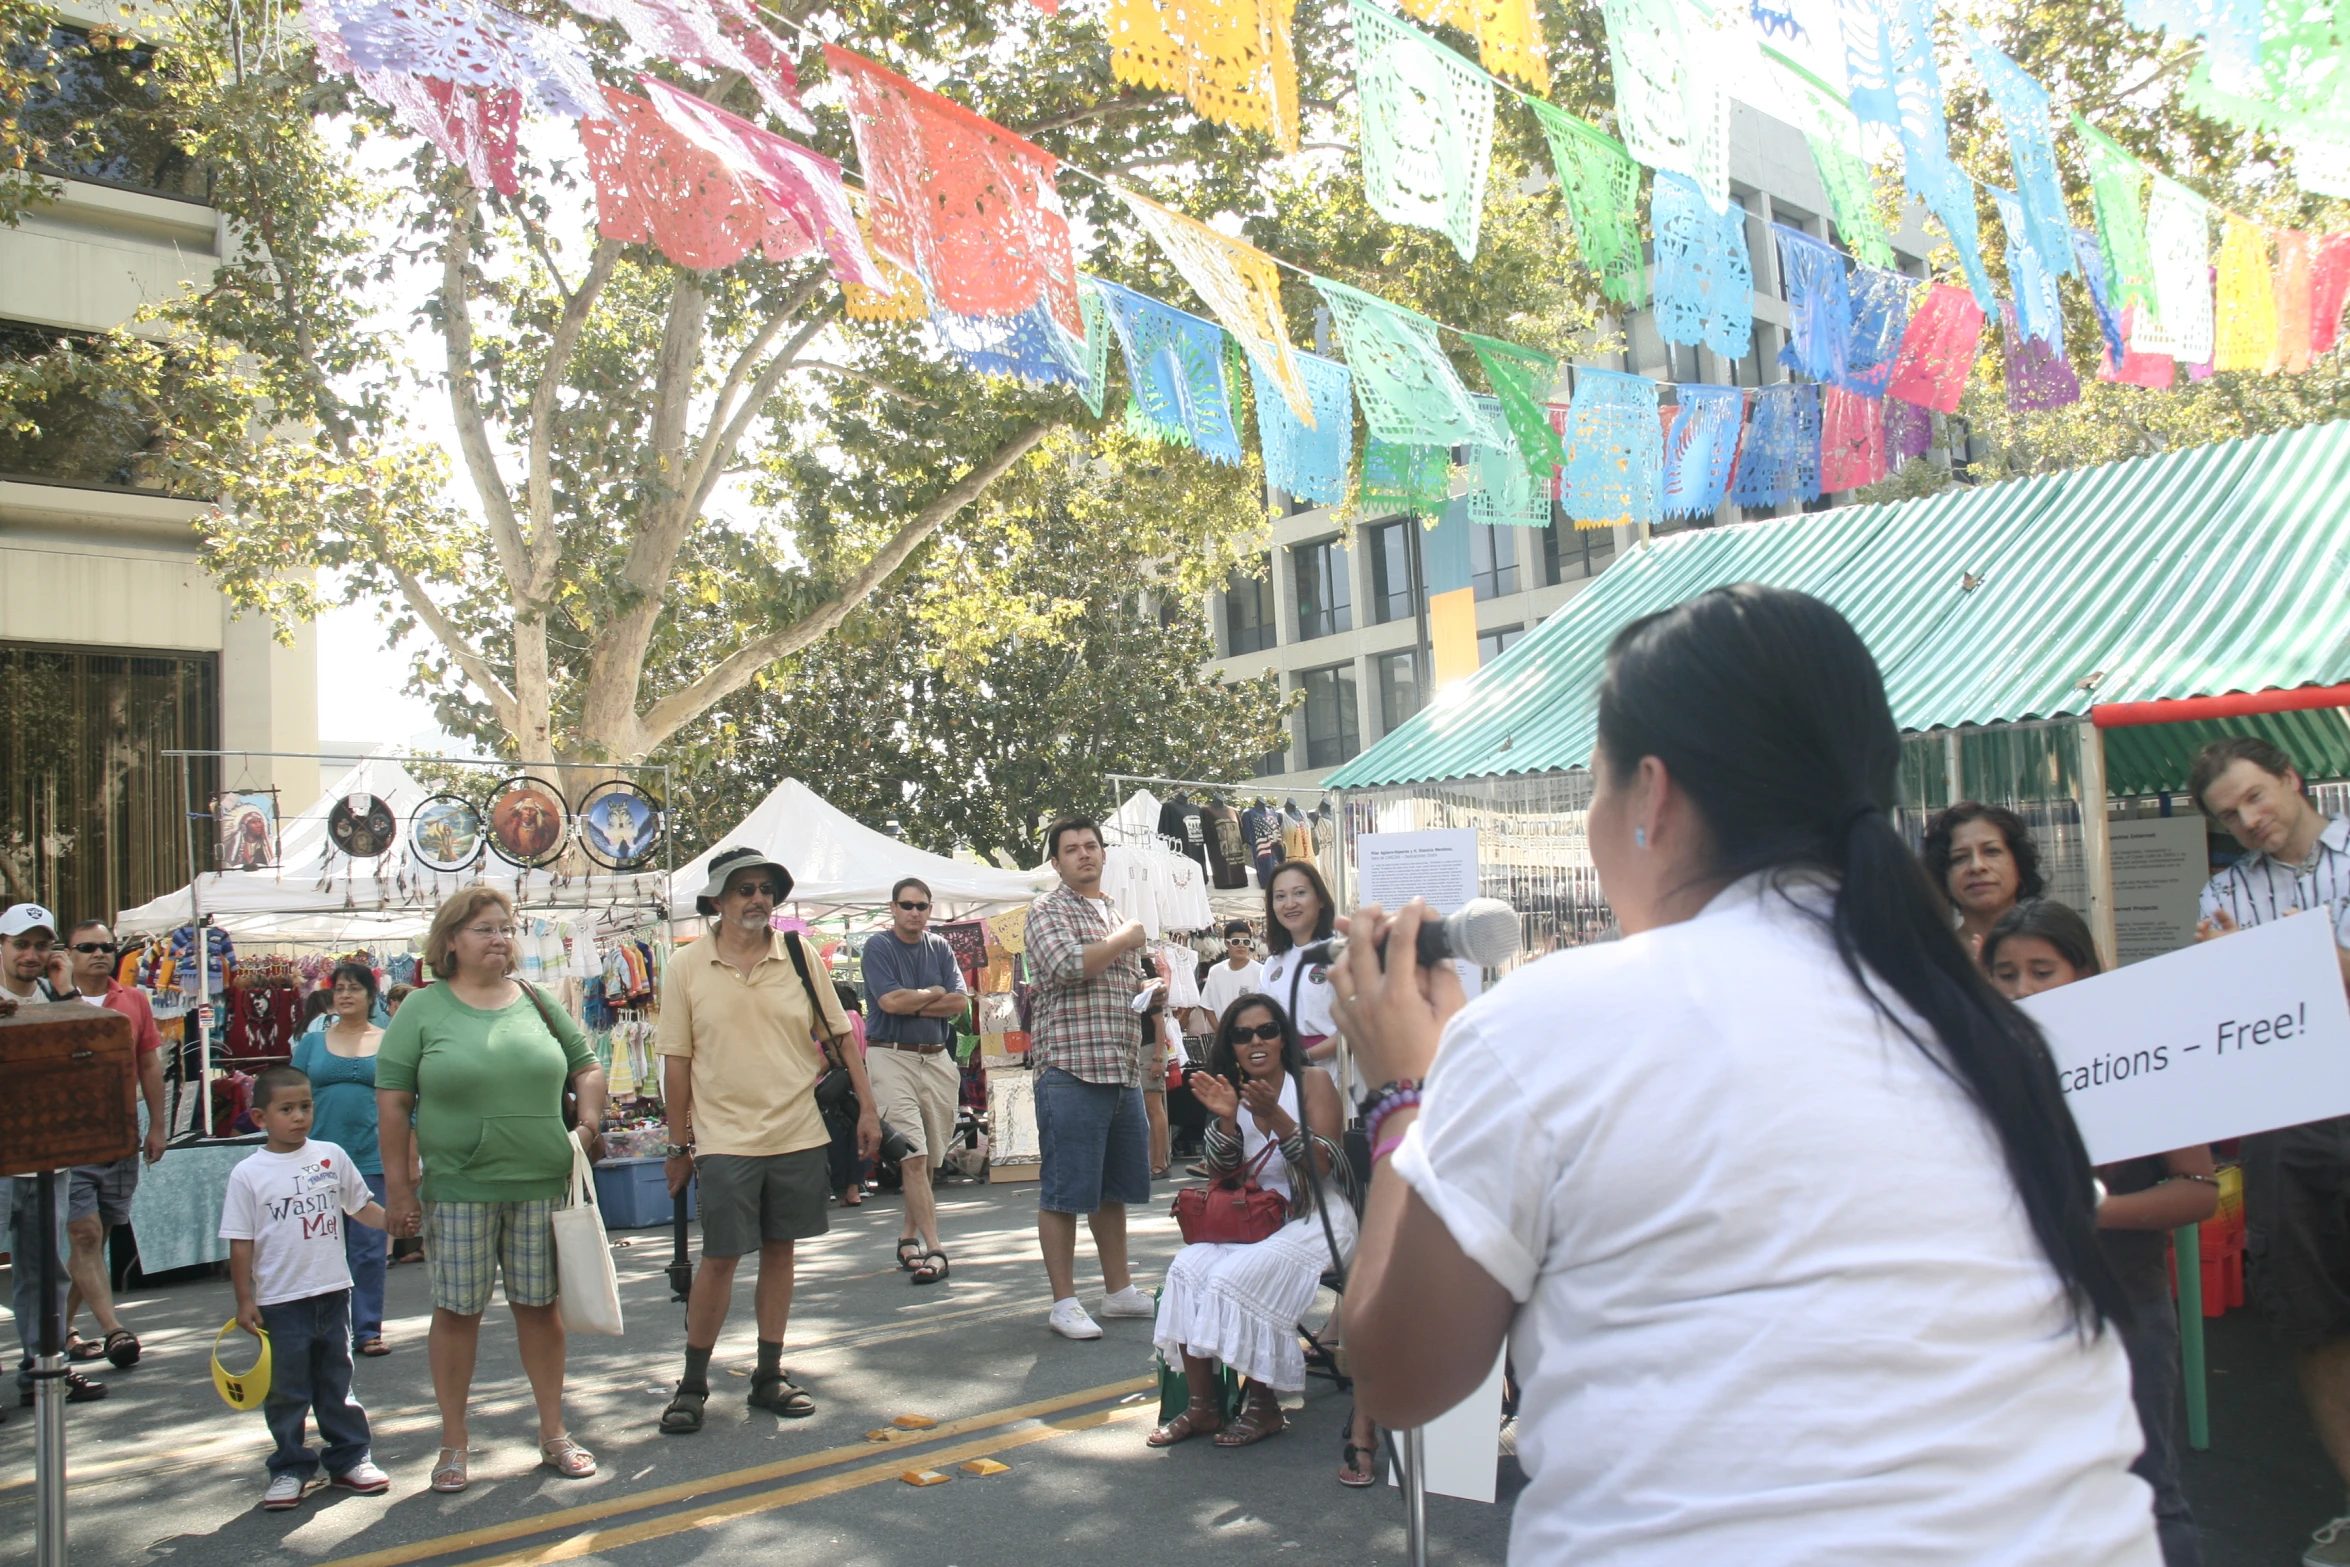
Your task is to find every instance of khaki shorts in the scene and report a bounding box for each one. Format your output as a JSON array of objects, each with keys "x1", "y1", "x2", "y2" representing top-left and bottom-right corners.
[{"x1": 865, "y1": 1045, "x2": 959, "y2": 1161}]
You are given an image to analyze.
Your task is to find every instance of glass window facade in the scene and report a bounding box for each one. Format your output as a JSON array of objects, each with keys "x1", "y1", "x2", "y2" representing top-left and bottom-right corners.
[
  {"x1": 1542, "y1": 518, "x2": 1617, "y2": 584},
  {"x1": 1471, "y1": 525, "x2": 1518, "y2": 601},
  {"x1": 1223, "y1": 559, "x2": 1277, "y2": 654},
  {"x1": 1365, "y1": 520, "x2": 1418, "y2": 625},
  {"x1": 1292, "y1": 537, "x2": 1352, "y2": 640},
  {"x1": 8, "y1": 26, "x2": 209, "y2": 200},
  {"x1": 1376, "y1": 649, "x2": 1422, "y2": 735},
  {"x1": 1298, "y1": 663, "x2": 1360, "y2": 768},
  {"x1": 1478, "y1": 625, "x2": 1524, "y2": 665}
]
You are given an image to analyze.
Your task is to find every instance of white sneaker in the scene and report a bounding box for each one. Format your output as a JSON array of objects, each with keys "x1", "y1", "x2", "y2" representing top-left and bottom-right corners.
[
  {"x1": 1099, "y1": 1285, "x2": 1157, "y2": 1319},
  {"x1": 2306, "y1": 1516, "x2": 2350, "y2": 1567},
  {"x1": 331, "y1": 1459, "x2": 391, "y2": 1494},
  {"x1": 1048, "y1": 1297, "x2": 1103, "y2": 1340},
  {"x1": 261, "y1": 1471, "x2": 309, "y2": 1511}
]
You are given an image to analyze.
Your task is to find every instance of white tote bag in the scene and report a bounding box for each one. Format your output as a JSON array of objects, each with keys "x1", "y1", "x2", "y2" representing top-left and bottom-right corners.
[{"x1": 552, "y1": 1129, "x2": 625, "y2": 1335}]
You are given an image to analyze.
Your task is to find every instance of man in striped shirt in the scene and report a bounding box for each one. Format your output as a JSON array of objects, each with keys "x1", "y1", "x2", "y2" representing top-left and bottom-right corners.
[{"x1": 2190, "y1": 736, "x2": 2350, "y2": 1567}]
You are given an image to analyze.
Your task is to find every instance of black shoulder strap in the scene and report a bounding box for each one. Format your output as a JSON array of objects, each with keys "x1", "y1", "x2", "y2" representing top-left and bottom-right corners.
[
  {"x1": 517, "y1": 979, "x2": 563, "y2": 1039},
  {"x1": 781, "y1": 932, "x2": 847, "y2": 1062}
]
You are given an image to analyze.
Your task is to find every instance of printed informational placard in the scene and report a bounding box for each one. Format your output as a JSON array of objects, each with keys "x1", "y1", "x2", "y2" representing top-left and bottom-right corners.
[
  {"x1": 2020, "y1": 911, "x2": 2350, "y2": 1164},
  {"x1": 1356, "y1": 828, "x2": 1482, "y2": 999},
  {"x1": 2109, "y1": 815, "x2": 2210, "y2": 966}
]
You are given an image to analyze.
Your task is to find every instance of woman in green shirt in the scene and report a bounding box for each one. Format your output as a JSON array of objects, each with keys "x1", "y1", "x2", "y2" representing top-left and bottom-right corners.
[{"x1": 378, "y1": 886, "x2": 608, "y2": 1494}]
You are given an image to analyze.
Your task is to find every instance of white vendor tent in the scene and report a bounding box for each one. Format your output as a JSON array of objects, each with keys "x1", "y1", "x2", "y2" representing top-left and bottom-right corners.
[
  {"x1": 668, "y1": 778, "x2": 1051, "y2": 921},
  {"x1": 117, "y1": 751, "x2": 671, "y2": 942}
]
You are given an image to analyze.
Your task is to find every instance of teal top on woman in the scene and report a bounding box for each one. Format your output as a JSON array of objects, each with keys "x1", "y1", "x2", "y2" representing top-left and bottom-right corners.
[
  {"x1": 292, "y1": 1030, "x2": 383, "y2": 1175},
  {"x1": 376, "y1": 981, "x2": 596, "y2": 1204}
]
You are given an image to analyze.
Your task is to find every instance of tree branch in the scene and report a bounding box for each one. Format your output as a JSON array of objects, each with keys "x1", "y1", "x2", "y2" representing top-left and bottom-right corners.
[
  {"x1": 493, "y1": 189, "x2": 575, "y2": 298},
  {"x1": 373, "y1": 551, "x2": 519, "y2": 735},
  {"x1": 524, "y1": 239, "x2": 624, "y2": 598},
  {"x1": 438, "y1": 190, "x2": 532, "y2": 597},
  {"x1": 634, "y1": 418, "x2": 1058, "y2": 753},
  {"x1": 683, "y1": 274, "x2": 829, "y2": 508},
  {"x1": 794, "y1": 360, "x2": 939, "y2": 406},
  {"x1": 684, "y1": 292, "x2": 843, "y2": 523},
  {"x1": 1014, "y1": 94, "x2": 1163, "y2": 137}
]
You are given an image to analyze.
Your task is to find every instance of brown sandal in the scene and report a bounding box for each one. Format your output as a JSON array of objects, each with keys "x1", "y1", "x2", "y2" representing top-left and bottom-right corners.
[
  {"x1": 1146, "y1": 1399, "x2": 1224, "y2": 1448},
  {"x1": 1211, "y1": 1386, "x2": 1287, "y2": 1448}
]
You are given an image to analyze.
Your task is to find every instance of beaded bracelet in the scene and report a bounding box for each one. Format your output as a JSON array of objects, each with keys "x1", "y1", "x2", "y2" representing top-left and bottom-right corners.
[{"x1": 1359, "y1": 1080, "x2": 1423, "y2": 1154}]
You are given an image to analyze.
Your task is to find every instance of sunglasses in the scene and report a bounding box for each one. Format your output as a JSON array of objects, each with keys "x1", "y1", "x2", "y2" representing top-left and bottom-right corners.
[
  {"x1": 1232, "y1": 1022, "x2": 1285, "y2": 1043},
  {"x1": 1226, "y1": 936, "x2": 1250, "y2": 944},
  {"x1": 896, "y1": 900, "x2": 931, "y2": 911},
  {"x1": 729, "y1": 882, "x2": 786, "y2": 899},
  {"x1": 71, "y1": 941, "x2": 118, "y2": 955}
]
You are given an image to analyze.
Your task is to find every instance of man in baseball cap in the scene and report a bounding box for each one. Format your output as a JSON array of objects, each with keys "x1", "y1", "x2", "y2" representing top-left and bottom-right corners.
[{"x1": 0, "y1": 902, "x2": 109, "y2": 1408}]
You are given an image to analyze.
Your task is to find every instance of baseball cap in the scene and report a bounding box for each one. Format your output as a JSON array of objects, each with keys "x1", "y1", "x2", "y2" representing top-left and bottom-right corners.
[
  {"x1": 693, "y1": 847, "x2": 793, "y2": 917},
  {"x1": 0, "y1": 903, "x2": 59, "y2": 939}
]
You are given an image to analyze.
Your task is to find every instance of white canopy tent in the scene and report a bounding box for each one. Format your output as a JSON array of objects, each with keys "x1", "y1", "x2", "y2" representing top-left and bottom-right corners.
[
  {"x1": 668, "y1": 778, "x2": 1051, "y2": 922},
  {"x1": 117, "y1": 752, "x2": 671, "y2": 943}
]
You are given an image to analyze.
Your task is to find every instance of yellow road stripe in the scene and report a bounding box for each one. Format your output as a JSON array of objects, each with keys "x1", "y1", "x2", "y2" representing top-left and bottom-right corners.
[
  {"x1": 310, "y1": 1375, "x2": 1153, "y2": 1567},
  {"x1": 485, "y1": 1404, "x2": 1155, "y2": 1566}
]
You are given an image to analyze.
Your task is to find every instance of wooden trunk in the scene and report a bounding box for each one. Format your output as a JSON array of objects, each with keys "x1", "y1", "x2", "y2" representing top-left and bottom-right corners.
[{"x1": 0, "y1": 1003, "x2": 136, "y2": 1176}]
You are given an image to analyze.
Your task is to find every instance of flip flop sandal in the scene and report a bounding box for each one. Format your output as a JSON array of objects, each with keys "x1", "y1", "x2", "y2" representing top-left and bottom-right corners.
[
  {"x1": 1338, "y1": 1441, "x2": 1380, "y2": 1487},
  {"x1": 747, "y1": 1373, "x2": 815, "y2": 1418},
  {"x1": 356, "y1": 1337, "x2": 390, "y2": 1357},
  {"x1": 102, "y1": 1330, "x2": 141, "y2": 1368},
  {"x1": 911, "y1": 1250, "x2": 950, "y2": 1285},
  {"x1": 65, "y1": 1336, "x2": 107, "y2": 1364},
  {"x1": 540, "y1": 1436, "x2": 597, "y2": 1479},
  {"x1": 660, "y1": 1385, "x2": 709, "y2": 1434},
  {"x1": 895, "y1": 1238, "x2": 924, "y2": 1271},
  {"x1": 429, "y1": 1446, "x2": 468, "y2": 1493}
]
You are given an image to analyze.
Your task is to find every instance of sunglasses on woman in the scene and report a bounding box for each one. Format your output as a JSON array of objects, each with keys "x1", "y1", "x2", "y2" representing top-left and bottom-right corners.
[{"x1": 1231, "y1": 1022, "x2": 1284, "y2": 1043}]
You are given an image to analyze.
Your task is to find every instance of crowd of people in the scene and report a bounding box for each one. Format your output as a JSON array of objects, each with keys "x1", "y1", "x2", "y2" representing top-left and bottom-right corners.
[{"x1": 3, "y1": 586, "x2": 2348, "y2": 1561}]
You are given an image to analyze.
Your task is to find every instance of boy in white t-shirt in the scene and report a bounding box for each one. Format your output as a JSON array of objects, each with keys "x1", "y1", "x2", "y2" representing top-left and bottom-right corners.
[{"x1": 219, "y1": 1066, "x2": 393, "y2": 1511}]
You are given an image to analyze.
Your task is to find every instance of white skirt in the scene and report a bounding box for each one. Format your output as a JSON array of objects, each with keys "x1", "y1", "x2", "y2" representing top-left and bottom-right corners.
[{"x1": 1154, "y1": 1192, "x2": 1358, "y2": 1392}]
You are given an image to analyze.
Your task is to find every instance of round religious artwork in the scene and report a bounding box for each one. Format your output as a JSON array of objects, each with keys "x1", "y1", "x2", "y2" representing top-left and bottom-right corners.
[
  {"x1": 575, "y1": 780, "x2": 662, "y2": 870},
  {"x1": 486, "y1": 775, "x2": 568, "y2": 867},
  {"x1": 410, "y1": 794, "x2": 485, "y2": 873},
  {"x1": 327, "y1": 792, "x2": 398, "y2": 858}
]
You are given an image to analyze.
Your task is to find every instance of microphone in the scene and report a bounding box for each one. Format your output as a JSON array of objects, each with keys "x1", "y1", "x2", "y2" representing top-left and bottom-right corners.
[{"x1": 1299, "y1": 897, "x2": 1522, "y2": 973}]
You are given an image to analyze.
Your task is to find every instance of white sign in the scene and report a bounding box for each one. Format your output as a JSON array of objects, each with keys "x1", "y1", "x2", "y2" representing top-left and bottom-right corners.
[
  {"x1": 1356, "y1": 829, "x2": 1482, "y2": 999},
  {"x1": 2109, "y1": 816, "x2": 2209, "y2": 967},
  {"x1": 1391, "y1": 1347, "x2": 1507, "y2": 1504},
  {"x1": 2019, "y1": 911, "x2": 2350, "y2": 1164}
]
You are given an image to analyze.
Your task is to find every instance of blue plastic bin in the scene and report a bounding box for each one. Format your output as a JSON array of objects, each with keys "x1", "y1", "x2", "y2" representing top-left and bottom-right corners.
[{"x1": 593, "y1": 1157, "x2": 695, "y2": 1228}]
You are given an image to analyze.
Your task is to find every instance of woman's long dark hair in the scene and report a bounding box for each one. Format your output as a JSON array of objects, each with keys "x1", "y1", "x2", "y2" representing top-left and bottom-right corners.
[
  {"x1": 1921, "y1": 802, "x2": 2046, "y2": 908},
  {"x1": 1981, "y1": 899, "x2": 2103, "y2": 978},
  {"x1": 1263, "y1": 862, "x2": 1336, "y2": 955},
  {"x1": 1204, "y1": 993, "x2": 1310, "y2": 1084},
  {"x1": 1596, "y1": 585, "x2": 2124, "y2": 1332}
]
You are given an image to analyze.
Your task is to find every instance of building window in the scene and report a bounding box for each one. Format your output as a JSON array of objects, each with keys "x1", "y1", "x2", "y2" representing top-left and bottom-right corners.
[
  {"x1": 1375, "y1": 649, "x2": 1423, "y2": 735},
  {"x1": 1478, "y1": 626, "x2": 1524, "y2": 666},
  {"x1": 1365, "y1": 519, "x2": 1418, "y2": 625},
  {"x1": 1544, "y1": 518, "x2": 1617, "y2": 583},
  {"x1": 1223, "y1": 559, "x2": 1277, "y2": 655},
  {"x1": 1470, "y1": 526, "x2": 1518, "y2": 600},
  {"x1": 9, "y1": 26, "x2": 208, "y2": 201},
  {"x1": 1298, "y1": 663, "x2": 1361, "y2": 768},
  {"x1": 1292, "y1": 537, "x2": 1352, "y2": 640}
]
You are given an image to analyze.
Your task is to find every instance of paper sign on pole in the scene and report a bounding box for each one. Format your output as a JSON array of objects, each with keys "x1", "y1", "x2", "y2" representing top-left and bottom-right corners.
[
  {"x1": 1356, "y1": 828, "x2": 1482, "y2": 999},
  {"x1": 2019, "y1": 911, "x2": 2350, "y2": 1164},
  {"x1": 2107, "y1": 815, "x2": 2209, "y2": 966}
]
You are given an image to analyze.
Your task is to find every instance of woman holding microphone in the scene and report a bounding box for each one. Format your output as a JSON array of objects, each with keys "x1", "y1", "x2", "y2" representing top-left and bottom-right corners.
[{"x1": 1334, "y1": 586, "x2": 2157, "y2": 1565}]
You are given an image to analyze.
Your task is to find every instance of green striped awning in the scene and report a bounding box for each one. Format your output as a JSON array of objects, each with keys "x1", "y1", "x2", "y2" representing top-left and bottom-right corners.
[{"x1": 1326, "y1": 419, "x2": 2350, "y2": 790}]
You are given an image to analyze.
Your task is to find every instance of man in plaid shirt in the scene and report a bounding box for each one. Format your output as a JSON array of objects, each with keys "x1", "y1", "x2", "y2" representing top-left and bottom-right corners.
[{"x1": 1025, "y1": 815, "x2": 1167, "y2": 1340}]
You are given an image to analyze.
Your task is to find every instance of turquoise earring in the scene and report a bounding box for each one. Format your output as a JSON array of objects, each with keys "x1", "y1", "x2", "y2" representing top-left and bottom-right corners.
[{"x1": 1634, "y1": 827, "x2": 1648, "y2": 849}]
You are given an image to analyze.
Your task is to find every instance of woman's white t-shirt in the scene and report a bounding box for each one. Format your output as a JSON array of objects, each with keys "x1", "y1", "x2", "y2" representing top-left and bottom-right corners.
[
  {"x1": 1260, "y1": 946, "x2": 1337, "y2": 1038},
  {"x1": 1391, "y1": 878, "x2": 2157, "y2": 1567}
]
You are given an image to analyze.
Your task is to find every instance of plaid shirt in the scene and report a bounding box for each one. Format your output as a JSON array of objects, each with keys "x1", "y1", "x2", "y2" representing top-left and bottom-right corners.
[{"x1": 1025, "y1": 881, "x2": 1150, "y2": 1087}]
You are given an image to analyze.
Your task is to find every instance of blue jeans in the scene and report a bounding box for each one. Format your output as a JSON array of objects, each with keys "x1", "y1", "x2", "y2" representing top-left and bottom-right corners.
[
  {"x1": 1034, "y1": 1067, "x2": 1151, "y2": 1215},
  {"x1": 345, "y1": 1173, "x2": 389, "y2": 1344},
  {"x1": 4, "y1": 1174, "x2": 71, "y2": 1387},
  {"x1": 259, "y1": 1290, "x2": 372, "y2": 1478}
]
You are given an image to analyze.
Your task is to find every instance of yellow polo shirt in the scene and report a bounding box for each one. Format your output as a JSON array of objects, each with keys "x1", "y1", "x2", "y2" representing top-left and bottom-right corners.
[{"x1": 656, "y1": 931, "x2": 853, "y2": 1158}]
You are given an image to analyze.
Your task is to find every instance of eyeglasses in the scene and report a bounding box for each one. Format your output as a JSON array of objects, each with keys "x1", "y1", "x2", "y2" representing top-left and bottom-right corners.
[
  {"x1": 729, "y1": 882, "x2": 785, "y2": 899},
  {"x1": 896, "y1": 900, "x2": 931, "y2": 911},
  {"x1": 1232, "y1": 1022, "x2": 1285, "y2": 1043},
  {"x1": 1225, "y1": 936, "x2": 1250, "y2": 944},
  {"x1": 463, "y1": 924, "x2": 518, "y2": 940},
  {"x1": 70, "y1": 941, "x2": 118, "y2": 955}
]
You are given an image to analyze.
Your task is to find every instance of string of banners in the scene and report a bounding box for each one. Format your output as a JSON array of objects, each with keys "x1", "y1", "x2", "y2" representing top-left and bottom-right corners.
[{"x1": 300, "y1": 0, "x2": 2350, "y2": 528}]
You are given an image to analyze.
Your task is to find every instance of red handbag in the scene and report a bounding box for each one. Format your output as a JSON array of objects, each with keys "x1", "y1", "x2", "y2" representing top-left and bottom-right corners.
[{"x1": 1172, "y1": 1140, "x2": 1289, "y2": 1246}]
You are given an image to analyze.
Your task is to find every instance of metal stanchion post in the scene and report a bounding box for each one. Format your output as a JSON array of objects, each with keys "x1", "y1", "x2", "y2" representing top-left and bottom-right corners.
[
  {"x1": 33, "y1": 1169, "x2": 68, "y2": 1566},
  {"x1": 1400, "y1": 1424, "x2": 1428, "y2": 1567}
]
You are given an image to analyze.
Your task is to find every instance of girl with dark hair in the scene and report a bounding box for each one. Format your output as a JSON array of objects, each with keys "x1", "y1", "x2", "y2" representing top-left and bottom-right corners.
[
  {"x1": 293, "y1": 961, "x2": 395, "y2": 1355},
  {"x1": 1260, "y1": 861, "x2": 1340, "y2": 1064},
  {"x1": 1334, "y1": 585, "x2": 2155, "y2": 1564},
  {"x1": 1983, "y1": 900, "x2": 2215, "y2": 1567},
  {"x1": 1922, "y1": 801, "x2": 2046, "y2": 955},
  {"x1": 1148, "y1": 994, "x2": 1352, "y2": 1456}
]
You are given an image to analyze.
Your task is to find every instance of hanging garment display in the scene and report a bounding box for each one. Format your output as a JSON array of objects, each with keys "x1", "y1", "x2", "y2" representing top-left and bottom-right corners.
[
  {"x1": 2000, "y1": 301, "x2": 2081, "y2": 412},
  {"x1": 1360, "y1": 439, "x2": 1453, "y2": 518},
  {"x1": 1818, "y1": 386, "x2": 1886, "y2": 491},
  {"x1": 569, "y1": 0, "x2": 811, "y2": 130},
  {"x1": 1659, "y1": 383, "x2": 1742, "y2": 519},
  {"x1": 2076, "y1": 117, "x2": 2158, "y2": 314},
  {"x1": 2144, "y1": 174, "x2": 2215, "y2": 365},
  {"x1": 1313, "y1": 277, "x2": 1485, "y2": 446},
  {"x1": 1650, "y1": 171, "x2": 1753, "y2": 359},
  {"x1": 1836, "y1": 265, "x2": 1913, "y2": 397},
  {"x1": 2212, "y1": 216, "x2": 2280, "y2": 372},
  {"x1": 1464, "y1": 396, "x2": 1553, "y2": 527},
  {"x1": 1118, "y1": 187, "x2": 1313, "y2": 421},
  {"x1": 1561, "y1": 368, "x2": 1661, "y2": 531},
  {"x1": 1601, "y1": 0, "x2": 1730, "y2": 211},
  {"x1": 1731, "y1": 381, "x2": 1821, "y2": 508},
  {"x1": 1464, "y1": 334, "x2": 1566, "y2": 482},
  {"x1": 1774, "y1": 225, "x2": 1853, "y2": 384},
  {"x1": 1395, "y1": 0, "x2": 1550, "y2": 90},
  {"x1": 1352, "y1": 0, "x2": 1495, "y2": 263},
  {"x1": 1107, "y1": 0, "x2": 1301, "y2": 152},
  {"x1": 1525, "y1": 99, "x2": 1645, "y2": 306},
  {"x1": 1091, "y1": 278, "x2": 1244, "y2": 462},
  {"x1": 1253, "y1": 350, "x2": 1352, "y2": 505},
  {"x1": 1966, "y1": 32, "x2": 2075, "y2": 283},
  {"x1": 1884, "y1": 284, "x2": 1985, "y2": 414}
]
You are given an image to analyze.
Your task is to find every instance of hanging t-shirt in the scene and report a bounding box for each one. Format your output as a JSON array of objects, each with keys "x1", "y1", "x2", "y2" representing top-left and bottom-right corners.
[
  {"x1": 217, "y1": 1140, "x2": 376, "y2": 1305},
  {"x1": 1202, "y1": 802, "x2": 1251, "y2": 890},
  {"x1": 1158, "y1": 798, "x2": 1208, "y2": 868}
]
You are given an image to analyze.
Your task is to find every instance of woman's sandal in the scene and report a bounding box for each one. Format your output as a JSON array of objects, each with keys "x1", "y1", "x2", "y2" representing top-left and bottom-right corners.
[
  {"x1": 65, "y1": 1335, "x2": 107, "y2": 1364},
  {"x1": 1211, "y1": 1390, "x2": 1287, "y2": 1448},
  {"x1": 1146, "y1": 1400, "x2": 1224, "y2": 1448},
  {"x1": 911, "y1": 1250, "x2": 949, "y2": 1285},
  {"x1": 747, "y1": 1372, "x2": 815, "y2": 1418},
  {"x1": 659, "y1": 1385, "x2": 708, "y2": 1434},
  {"x1": 1338, "y1": 1440, "x2": 1380, "y2": 1487},
  {"x1": 895, "y1": 1238, "x2": 924, "y2": 1271},
  {"x1": 540, "y1": 1435, "x2": 597, "y2": 1479},
  {"x1": 429, "y1": 1446, "x2": 468, "y2": 1493},
  {"x1": 356, "y1": 1336, "x2": 389, "y2": 1358},
  {"x1": 102, "y1": 1329, "x2": 140, "y2": 1368}
]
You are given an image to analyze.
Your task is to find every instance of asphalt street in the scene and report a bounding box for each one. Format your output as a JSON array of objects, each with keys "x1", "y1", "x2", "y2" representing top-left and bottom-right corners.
[{"x1": 0, "y1": 1176, "x2": 1513, "y2": 1567}]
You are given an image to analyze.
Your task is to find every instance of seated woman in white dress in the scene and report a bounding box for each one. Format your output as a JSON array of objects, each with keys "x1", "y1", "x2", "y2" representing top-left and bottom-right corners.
[{"x1": 1148, "y1": 994, "x2": 1352, "y2": 1450}]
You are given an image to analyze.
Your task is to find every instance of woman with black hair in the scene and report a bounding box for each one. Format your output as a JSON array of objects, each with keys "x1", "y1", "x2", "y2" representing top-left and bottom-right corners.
[
  {"x1": 1334, "y1": 585, "x2": 2155, "y2": 1564},
  {"x1": 1148, "y1": 994, "x2": 1351, "y2": 1454},
  {"x1": 293, "y1": 961, "x2": 394, "y2": 1355},
  {"x1": 1983, "y1": 900, "x2": 2215, "y2": 1567},
  {"x1": 1260, "y1": 861, "x2": 1341, "y2": 1065},
  {"x1": 1922, "y1": 801, "x2": 2045, "y2": 955}
]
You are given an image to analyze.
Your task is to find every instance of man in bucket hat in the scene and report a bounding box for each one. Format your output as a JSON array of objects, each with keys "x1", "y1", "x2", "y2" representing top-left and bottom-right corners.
[{"x1": 653, "y1": 850, "x2": 877, "y2": 1432}]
